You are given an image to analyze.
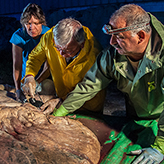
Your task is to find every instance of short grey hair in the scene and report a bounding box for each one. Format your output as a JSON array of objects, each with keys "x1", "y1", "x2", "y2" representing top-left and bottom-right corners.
[
  {"x1": 110, "y1": 4, "x2": 151, "y2": 36},
  {"x1": 53, "y1": 18, "x2": 85, "y2": 48}
]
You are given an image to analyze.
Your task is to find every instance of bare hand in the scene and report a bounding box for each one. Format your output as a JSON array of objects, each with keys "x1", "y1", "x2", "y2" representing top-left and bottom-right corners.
[{"x1": 40, "y1": 98, "x2": 61, "y2": 115}]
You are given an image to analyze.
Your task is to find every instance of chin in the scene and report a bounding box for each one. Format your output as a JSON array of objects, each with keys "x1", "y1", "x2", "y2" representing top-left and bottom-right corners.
[
  {"x1": 116, "y1": 49, "x2": 123, "y2": 55},
  {"x1": 62, "y1": 55, "x2": 68, "y2": 58},
  {"x1": 32, "y1": 35, "x2": 39, "y2": 39}
]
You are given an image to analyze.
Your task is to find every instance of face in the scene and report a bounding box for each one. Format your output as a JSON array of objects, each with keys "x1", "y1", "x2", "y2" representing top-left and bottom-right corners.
[
  {"x1": 55, "y1": 39, "x2": 82, "y2": 58},
  {"x1": 24, "y1": 15, "x2": 42, "y2": 39},
  {"x1": 109, "y1": 18, "x2": 140, "y2": 57}
]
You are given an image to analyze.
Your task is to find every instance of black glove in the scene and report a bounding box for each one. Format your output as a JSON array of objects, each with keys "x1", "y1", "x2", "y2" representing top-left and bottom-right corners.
[{"x1": 16, "y1": 89, "x2": 27, "y2": 103}]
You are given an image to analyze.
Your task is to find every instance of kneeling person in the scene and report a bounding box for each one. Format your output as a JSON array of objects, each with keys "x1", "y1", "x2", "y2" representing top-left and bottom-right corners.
[{"x1": 22, "y1": 18, "x2": 106, "y2": 115}]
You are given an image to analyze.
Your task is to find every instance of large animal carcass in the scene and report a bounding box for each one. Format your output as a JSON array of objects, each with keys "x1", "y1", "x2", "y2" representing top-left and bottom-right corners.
[
  {"x1": 0, "y1": 84, "x2": 129, "y2": 164},
  {"x1": 0, "y1": 85, "x2": 102, "y2": 164}
]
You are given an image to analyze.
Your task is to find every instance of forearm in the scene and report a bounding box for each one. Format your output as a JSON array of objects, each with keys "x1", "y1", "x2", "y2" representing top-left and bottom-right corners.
[
  {"x1": 54, "y1": 48, "x2": 113, "y2": 116},
  {"x1": 36, "y1": 63, "x2": 50, "y2": 83},
  {"x1": 152, "y1": 110, "x2": 164, "y2": 154},
  {"x1": 12, "y1": 44, "x2": 23, "y2": 90},
  {"x1": 13, "y1": 70, "x2": 22, "y2": 90},
  {"x1": 25, "y1": 56, "x2": 44, "y2": 78},
  {"x1": 55, "y1": 79, "x2": 108, "y2": 116},
  {"x1": 62, "y1": 83, "x2": 102, "y2": 113},
  {"x1": 13, "y1": 61, "x2": 22, "y2": 90},
  {"x1": 25, "y1": 47, "x2": 46, "y2": 78}
]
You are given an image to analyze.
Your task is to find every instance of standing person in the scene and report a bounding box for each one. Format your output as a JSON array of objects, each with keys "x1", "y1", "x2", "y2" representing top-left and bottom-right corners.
[
  {"x1": 47, "y1": 4, "x2": 164, "y2": 164},
  {"x1": 10, "y1": 3, "x2": 51, "y2": 102},
  {"x1": 22, "y1": 18, "x2": 106, "y2": 115}
]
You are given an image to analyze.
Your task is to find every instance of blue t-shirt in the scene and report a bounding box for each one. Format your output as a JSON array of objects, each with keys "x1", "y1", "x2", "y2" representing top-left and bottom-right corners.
[{"x1": 10, "y1": 25, "x2": 50, "y2": 79}]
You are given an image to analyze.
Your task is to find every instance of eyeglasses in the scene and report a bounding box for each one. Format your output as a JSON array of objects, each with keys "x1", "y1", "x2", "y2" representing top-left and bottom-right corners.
[
  {"x1": 54, "y1": 44, "x2": 80, "y2": 55},
  {"x1": 102, "y1": 22, "x2": 150, "y2": 35}
]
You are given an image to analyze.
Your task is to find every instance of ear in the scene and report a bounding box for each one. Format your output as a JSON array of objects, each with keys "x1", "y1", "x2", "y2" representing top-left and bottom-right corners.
[
  {"x1": 80, "y1": 41, "x2": 85, "y2": 48},
  {"x1": 137, "y1": 30, "x2": 145, "y2": 44}
]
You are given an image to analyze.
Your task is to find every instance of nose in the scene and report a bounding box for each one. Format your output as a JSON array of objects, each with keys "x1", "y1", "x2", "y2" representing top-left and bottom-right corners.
[
  {"x1": 29, "y1": 23, "x2": 35, "y2": 29},
  {"x1": 60, "y1": 50, "x2": 66, "y2": 56},
  {"x1": 110, "y1": 35, "x2": 117, "y2": 46}
]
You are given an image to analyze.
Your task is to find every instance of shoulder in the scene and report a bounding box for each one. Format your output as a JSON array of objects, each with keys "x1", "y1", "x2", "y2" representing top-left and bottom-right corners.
[
  {"x1": 82, "y1": 26, "x2": 93, "y2": 37},
  {"x1": 97, "y1": 46, "x2": 116, "y2": 65},
  {"x1": 10, "y1": 28, "x2": 28, "y2": 46},
  {"x1": 41, "y1": 27, "x2": 54, "y2": 39},
  {"x1": 11, "y1": 28, "x2": 25, "y2": 38},
  {"x1": 41, "y1": 25, "x2": 50, "y2": 34},
  {"x1": 39, "y1": 27, "x2": 54, "y2": 47},
  {"x1": 102, "y1": 46, "x2": 115, "y2": 57}
]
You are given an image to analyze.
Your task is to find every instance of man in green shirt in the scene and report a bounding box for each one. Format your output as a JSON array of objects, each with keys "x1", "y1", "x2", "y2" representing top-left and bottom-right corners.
[{"x1": 45, "y1": 4, "x2": 164, "y2": 163}]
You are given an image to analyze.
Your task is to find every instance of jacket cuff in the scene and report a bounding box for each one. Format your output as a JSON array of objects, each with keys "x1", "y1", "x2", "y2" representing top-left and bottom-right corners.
[
  {"x1": 21, "y1": 74, "x2": 34, "y2": 84},
  {"x1": 52, "y1": 105, "x2": 69, "y2": 116},
  {"x1": 151, "y1": 136, "x2": 164, "y2": 155}
]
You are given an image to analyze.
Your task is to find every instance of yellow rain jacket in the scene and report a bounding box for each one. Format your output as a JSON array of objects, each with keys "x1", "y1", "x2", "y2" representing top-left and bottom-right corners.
[{"x1": 25, "y1": 26, "x2": 105, "y2": 111}]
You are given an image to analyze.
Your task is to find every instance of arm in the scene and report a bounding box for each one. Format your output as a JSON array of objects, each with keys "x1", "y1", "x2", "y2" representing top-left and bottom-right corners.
[
  {"x1": 54, "y1": 48, "x2": 113, "y2": 116},
  {"x1": 36, "y1": 61, "x2": 50, "y2": 84},
  {"x1": 152, "y1": 110, "x2": 164, "y2": 154},
  {"x1": 148, "y1": 76, "x2": 164, "y2": 155},
  {"x1": 12, "y1": 44, "x2": 23, "y2": 91},
  {"x1": 130, "y1": 76, "x2": 164, "y2": 163},
  {"x1": 12, "y1": 44, "x2": 26, "y2": 102},
  {"x1": 22, "y1": 35, "x2": 47, "y2": 97},
  {"x1": 25, "y1": 36, "x2": 47, "y2": 78}
]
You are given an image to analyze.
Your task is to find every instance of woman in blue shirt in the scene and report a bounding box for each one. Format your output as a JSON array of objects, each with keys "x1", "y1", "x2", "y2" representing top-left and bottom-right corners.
[{"x1": 10, "y1": 3, "x2": 50, "y2": 102}]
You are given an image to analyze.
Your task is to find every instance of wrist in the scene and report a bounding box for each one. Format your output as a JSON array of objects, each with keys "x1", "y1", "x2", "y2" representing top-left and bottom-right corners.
[
  {"x1": 25, "y1": 74, "x2": 34, "y2": 78},
  {"x1": 152, "y1": 136, "x2": 164, "y2": 155},
  {"x1": 16, "y1": 87, "x2": 21, "y2": 91},
  {"x1": 52, "y1": 105, "x2": 69, "y2": 116}
]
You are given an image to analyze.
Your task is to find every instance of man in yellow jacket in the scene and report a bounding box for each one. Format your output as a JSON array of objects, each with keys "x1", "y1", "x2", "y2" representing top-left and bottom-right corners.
[{"x1": 22, "y1": 17, "x2": 106, "y2": 115}]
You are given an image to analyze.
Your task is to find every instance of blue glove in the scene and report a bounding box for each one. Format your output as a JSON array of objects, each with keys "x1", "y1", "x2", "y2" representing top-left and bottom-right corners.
[{"x1": 131, "y1": 147, "x2": 164, "y2": 164}]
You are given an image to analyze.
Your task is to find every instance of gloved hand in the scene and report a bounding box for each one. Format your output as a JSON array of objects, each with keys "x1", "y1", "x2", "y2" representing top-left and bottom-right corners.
[
  {"x1": 40, "y1": 98, "x2": 61, "y2": 115},
  {"x1": 35, "y1": 81, "x2": 42, "y2": 93},
  {"x1": 131, "y1": 147, "x2": 164, "y2": 164},
  {"x1": 15, "y1": 89, "x2": 27, "y2": 103},
  {"x1": 22, "y1": 76, "x2": 36, "y2": 98},
  {"x1": 52, "y1": 105, "x2": 69, "y2": 117}
]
